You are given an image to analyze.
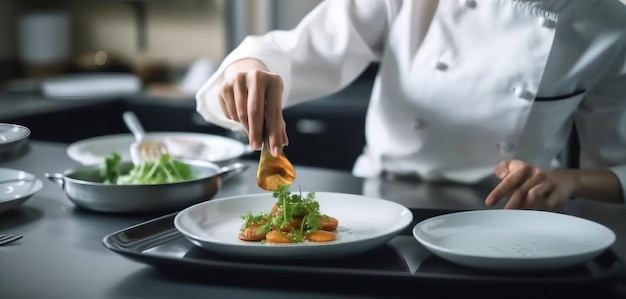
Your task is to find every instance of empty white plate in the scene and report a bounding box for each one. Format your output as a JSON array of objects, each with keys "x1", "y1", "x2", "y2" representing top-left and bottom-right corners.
[
  {"x1": 413, "y1": 209, "x2": 615, "y2": 271},
  {"x1": 0, "y1": 168, "x2": 43, "y2": 214},
  {"x1": 174, "y1": 192, "x2": 413, "y2": 259},
  {"x1": 67, "y1": 132, "x2": 250, "y2": 165}
]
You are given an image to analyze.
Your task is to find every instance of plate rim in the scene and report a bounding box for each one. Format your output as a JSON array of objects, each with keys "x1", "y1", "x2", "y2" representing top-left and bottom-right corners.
[
  {"x1": 174, "y1": 191, "x2": 414, "y2": 250},
  {"x1": 0, "y1": 167, "x2": 43, "y2": 204},
  {"x1": 0, "y1": 123, "x2": 31, "y2": 144},
  {"x1": 412, "y1": 209, "x2": 617, "y2": 260}
]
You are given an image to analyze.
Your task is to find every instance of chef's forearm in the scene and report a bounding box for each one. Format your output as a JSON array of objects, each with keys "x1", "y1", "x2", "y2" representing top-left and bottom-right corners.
[{"x1": 563, "y1": 169, "x2": 624, "y2": 204}]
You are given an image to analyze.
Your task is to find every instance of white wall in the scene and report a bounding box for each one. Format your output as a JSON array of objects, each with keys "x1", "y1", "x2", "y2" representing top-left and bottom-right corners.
[
  {"x1": 0, "y1": 0, "x2": 325, "y2": 67},
  {"x1": 1, "y1": 0, "x2": 226, "y2": 68},
  {"x1": 66, "y1": 0, "x2": 226, "y2": 68},
  {"x1": 65, "y1": 0, "x2": 324, "y2": 68}
]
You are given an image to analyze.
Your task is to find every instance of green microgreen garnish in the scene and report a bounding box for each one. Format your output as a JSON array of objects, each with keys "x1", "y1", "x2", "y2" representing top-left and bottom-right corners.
[
  {"x1": 240, "y1": 211, "x2": 267, "y2": 230},
  {"x1": 240, "y1": 184, "x2": 325, "y2": 243}
]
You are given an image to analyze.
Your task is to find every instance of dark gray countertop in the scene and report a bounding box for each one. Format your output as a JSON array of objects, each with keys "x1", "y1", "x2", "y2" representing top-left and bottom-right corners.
[{"x1": 0, "y1": 141, "x2": 625, "y2": 298}]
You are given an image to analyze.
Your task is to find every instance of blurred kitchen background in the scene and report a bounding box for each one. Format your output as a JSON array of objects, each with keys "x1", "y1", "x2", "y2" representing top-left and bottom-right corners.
[
  {"x1": 0, "y1": 0, "x2": 375, "y2": 172},
  {"x1": 0, "y1": 0, "x2": 326, "y2": 94}
]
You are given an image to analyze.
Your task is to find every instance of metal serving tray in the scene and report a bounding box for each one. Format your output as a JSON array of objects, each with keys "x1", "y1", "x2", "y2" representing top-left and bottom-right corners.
[{"x1": 103, "y1": 208, "x2": 625, "y2": 295}]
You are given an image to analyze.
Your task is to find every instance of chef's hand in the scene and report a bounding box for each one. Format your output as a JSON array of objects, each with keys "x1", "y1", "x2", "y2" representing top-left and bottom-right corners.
[
  {"x1": 485, "y1": 160, "x2": 577, "y2": 210},
  {"x1": 219, "y1": 58, "x2": 288, "y2": 156}
]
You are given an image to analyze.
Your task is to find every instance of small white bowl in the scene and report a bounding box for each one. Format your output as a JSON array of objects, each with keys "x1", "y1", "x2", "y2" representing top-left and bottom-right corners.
[
  {"x1": 0, "y1": 123, "x2": 31, "y2": 162},
  {"x1": 0, "y1": 168, "x2": 42, "y2": 214}
]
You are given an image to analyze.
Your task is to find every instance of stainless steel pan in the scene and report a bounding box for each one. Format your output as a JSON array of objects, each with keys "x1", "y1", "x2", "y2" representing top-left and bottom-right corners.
[{"x1": 45, "y1": 160, "x2": 248, "y2": 213}]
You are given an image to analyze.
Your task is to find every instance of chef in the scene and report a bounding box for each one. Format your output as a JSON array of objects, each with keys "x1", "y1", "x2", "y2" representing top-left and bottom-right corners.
[{"x1": 196, "y1": 0, "x2": 626, "y2": 210}]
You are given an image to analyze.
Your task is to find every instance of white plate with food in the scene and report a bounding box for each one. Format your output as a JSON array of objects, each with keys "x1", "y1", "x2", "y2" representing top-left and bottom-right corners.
[
  {"x1": 67, "y1": 132, "x2": 250, "y2": 165},
  {"x1": 413, "y1": 209, "x2": 616, "y2": 271},
  {"x1": 174, "y1": 188, "x2": 413, "y2": 259},
  {"x1": 0, "y1": 168, "x2": 43, "y2": 214}
]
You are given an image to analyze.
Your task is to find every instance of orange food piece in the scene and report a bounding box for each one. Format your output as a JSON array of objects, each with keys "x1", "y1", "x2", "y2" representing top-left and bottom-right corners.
[
  {"x1": 266, "y1": 230, "x2": 293, "y2": 243},
  {"x1": 291, "y1": 216, "x2": 304, "y2": 229},
  {"x1": 319, "y1": 216, "x2": 338, "y2": 231},
  {"x1": 241, "y1": 204, "x2": 339, "y2": 243},
  {"x1": 271, "y1": 204, "x2": 281, "y2": 217},
  {"x1": 238, "y1": 225, "x2": 266, "y2": 241},
  {"x1": 274, "y1": 216, "x2": 304, "y2": 232},
  {"x1": 307, "y1": 230, "x2": 336, "y2": 242}
]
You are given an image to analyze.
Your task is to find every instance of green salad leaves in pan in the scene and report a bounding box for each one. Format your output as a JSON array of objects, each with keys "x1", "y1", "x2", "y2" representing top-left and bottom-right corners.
[{"x1": 100, "y1": 152, "x2": 194, "y2": 185}]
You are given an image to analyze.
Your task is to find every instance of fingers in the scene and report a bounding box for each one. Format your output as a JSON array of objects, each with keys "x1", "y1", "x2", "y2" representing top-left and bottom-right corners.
[
  {"x1": 264, "y1": 73, "x2": 286, "y2": 156},
  {"x1": 281, "y1": 120, "x2": 289, "y2": 146},
  {"x1": 494, "y1": 160, "x2": 510, "y2": 179},
  {"x1": 218, "y1": 68, "x2": 287, "y2": 154},
  {"x1": 526, "y1": 183, "x2": 554, "y2": 210},
  {"x1": 503, "y1": 168, "x2": 548, "y2": 209},
  {"x1": 536, "y1": 188, "x2": 568, "y2": 211},
  {"x1": 247, "y1": 71, "x2": 265, "y2": 151},
  {"x1": 487, "y1": 160, "x2": 568, "y2": 211},
  {"x1": 219, "y1": 81, "x2": 237, "y2": 120},
  {"x1": 485, "y1": 162, "x2": 532, "y2": 207},
  {"x1": 233, "y1": 73, "x2": 249, "y2": 131}
]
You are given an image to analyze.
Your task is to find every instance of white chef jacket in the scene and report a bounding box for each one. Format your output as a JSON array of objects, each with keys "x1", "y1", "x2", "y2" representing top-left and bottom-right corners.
[{"x1": 196, "y1": 0, "x2": 626, "y2": 199}]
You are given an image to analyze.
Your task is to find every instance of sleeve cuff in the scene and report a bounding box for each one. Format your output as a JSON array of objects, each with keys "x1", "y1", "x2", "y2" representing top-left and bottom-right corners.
[{"x1": 195, "y1": 35, "x2": 293, "y2": 131}]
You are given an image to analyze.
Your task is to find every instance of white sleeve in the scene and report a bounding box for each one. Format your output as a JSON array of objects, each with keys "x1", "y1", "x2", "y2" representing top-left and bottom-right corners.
[
  {"x1": 195, "y1": 0, "x2": 397, "y2": 131},
  {"x1": 575, "y1": 43, "x2": 626, "y2": 201}
]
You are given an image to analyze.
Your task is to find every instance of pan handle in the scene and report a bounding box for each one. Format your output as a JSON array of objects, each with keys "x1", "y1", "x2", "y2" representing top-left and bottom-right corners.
[
  {"x1": 45, "y1": 173, "x2": 66, "y2": 189},
  {"x1": 218, "y1": 162, "x2": 249, "y2": 181}
]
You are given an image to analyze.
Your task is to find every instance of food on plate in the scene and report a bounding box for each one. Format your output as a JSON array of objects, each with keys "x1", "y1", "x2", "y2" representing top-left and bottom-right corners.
[
  {"x1": 239, "y1": 184, "x2": 339, "y2": 243},
  {"x1": 100, "y1": 152, "x2": 194, "y2": 185}
]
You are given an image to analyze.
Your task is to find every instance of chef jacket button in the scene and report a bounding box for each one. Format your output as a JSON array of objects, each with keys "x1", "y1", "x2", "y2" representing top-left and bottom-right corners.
[
  {"x1": 413, "y1": 119, "x2": 426, "y2": 130},
  {"x1": 496, "y1": 141, "x2": 515, "y2": 154},
  {"x1": 434, "y1": 61, "x2": 448, "y2": 71}
]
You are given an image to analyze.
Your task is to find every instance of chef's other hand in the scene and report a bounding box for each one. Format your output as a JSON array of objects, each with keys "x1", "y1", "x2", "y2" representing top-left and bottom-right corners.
[
  {"x1": 485, "y1": 160, "x2": 577, "y2": 211},
  {"x1": 219, "y1": 58, "x2": 288, "y2": 156}
]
